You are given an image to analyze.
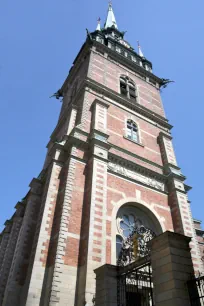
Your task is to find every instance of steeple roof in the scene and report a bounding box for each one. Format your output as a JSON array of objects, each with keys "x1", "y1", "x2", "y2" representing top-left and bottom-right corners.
[
  {"x1": 104, "y1": 2, "x2": 118, "y2": 29},
  {"x1": 96, "y1": 18, "x2": 101, "y2": 31},
  {"x1": 137, "y1": 41, "x2": 145, "y2": 58}
]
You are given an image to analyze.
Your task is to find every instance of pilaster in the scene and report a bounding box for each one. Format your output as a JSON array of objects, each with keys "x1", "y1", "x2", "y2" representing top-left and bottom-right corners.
[
  {"x1": 67, "y1": 105, "x2": 78, "y2": 135},
  {"x1": 83, "y1": 98, "x2": 110, "y2": 306},
  {"x1": 0, "y1": 222, "x2": 12, "y2": 272},
  {"x1": 25, "y1": 159, "x2": 62, "y2": 306},
  {"x1": 48, "y1": 152, "x2": 78, "y2": 306},
  {"x1": 2, "y1": 179, "x2": 43, "y2": 306},
  {"x1": 0, "y1": 205, "x2": 24, "y2": 304},
  {"x1": 158, "y1": 132, "x2": 203, "y2": 272}
]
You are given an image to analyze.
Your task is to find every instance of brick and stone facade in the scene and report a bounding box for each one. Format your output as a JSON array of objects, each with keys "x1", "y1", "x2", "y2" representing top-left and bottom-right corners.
[
  {"x1": 0, "y1": 4, "x2": 203, "y2": 306},
  {"x1": 193, "y1": 219, "x2": 204, "y2": 270}
]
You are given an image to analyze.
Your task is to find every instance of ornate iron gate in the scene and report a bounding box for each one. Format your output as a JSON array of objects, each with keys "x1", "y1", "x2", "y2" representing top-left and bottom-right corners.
[
  {"x1": 117, "y1": 260, "x2": 154, "y2": 306},
  {"x1": 187, "y1": 275, "x2": 204, "y2": 306}
]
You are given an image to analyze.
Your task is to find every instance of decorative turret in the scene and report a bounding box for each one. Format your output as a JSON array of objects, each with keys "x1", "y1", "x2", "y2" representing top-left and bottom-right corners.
[
  {"x1": 96, "y1": 17, "x2": 101, "y2": 31},
  {"x1": 137, "y1": 41, "x2": 145, "y2": 58}
]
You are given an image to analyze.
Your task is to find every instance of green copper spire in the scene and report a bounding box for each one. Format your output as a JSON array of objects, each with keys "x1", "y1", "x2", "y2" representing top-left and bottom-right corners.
[{"x1": 104, "y1": 2, "x2": 118, "y2": 29}]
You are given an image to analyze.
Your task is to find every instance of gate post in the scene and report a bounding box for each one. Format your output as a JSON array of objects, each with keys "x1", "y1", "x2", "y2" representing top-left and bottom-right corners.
[
  {"x1": 149, "y1": 231, "x2": 194, "y2": 306},
  {"x1": 94, "y1": 264, "x2": 117, "y2": 306}
]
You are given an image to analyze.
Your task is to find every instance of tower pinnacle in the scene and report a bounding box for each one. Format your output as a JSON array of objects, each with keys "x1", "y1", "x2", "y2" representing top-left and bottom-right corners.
[
  {"x1": 137, "y1": 41, "x2": 145, "y2": 58},
  {"x1": 96, "y1": 17, "x2": 101, "y2": 31},
  {"x1": 104, "y1": 1, "x2": 118, "y2": 29}
]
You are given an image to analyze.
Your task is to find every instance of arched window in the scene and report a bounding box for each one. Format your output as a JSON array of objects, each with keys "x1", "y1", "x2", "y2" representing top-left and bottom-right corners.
[
  {"x1": 120, "y1": 76, "x2": 137, "y2": 101},
  {"x1": 127, "y1": 120, "x2": 139, "y2": 142},
  {"x1": 116, "y1": 205, "x2": 160, "y2": 262}
]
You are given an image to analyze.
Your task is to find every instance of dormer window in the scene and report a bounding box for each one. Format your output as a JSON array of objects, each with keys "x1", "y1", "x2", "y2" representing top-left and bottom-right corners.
[
  {"x1": 120, "y1": 76, "x2": 137, "y2": 101},
  {"x1": 131, "y1": 56, "x2": 137, "y2": 62},
  {"x1": 116, "y1": 46, "x2": 121, "y2": 53},
  {"x1": 108, "y1": 42, "x2": 112, "y2": 49},
  {"x1": 96, "y1": 36, "x2": 104, "y2": 44}
]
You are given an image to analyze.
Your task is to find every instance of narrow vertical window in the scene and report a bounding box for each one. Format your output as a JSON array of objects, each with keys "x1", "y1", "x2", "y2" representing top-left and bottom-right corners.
[
  {"x1": 120, "y1": 77, "x2": 127, "y2": 97},
  {"x1": 116, "y1": 46, "x2": 121, "y2": 53},
  {"x1": 128, "y1": 82, "x2": 136, "y2": 101},
  {"x1": 127, "y1": 120, "x2": 139, "y2": 142}
]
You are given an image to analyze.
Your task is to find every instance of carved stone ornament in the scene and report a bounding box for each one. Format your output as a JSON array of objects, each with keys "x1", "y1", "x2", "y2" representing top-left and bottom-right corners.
[
  {"x1": 108, "y1": 162, "x2": 164, "y2": 191},
  {"x1": 117, "y1": 225, "x2": 156, "y2": 266}
]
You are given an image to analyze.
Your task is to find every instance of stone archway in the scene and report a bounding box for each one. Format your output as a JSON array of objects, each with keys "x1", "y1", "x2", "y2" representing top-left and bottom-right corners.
[{"x1": 111, "y1": 198, "x2": 164, "y2": 265}]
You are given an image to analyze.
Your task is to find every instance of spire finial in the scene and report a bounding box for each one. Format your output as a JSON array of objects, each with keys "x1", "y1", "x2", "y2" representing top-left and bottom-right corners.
[
  {"x1": 137, "y1": 41, "x2": 145, "y2": 58},
  {"x1": 96, "y1": 17, "x2": 101, "y2": 31},
  {"x1": 104, "y1": 1, "x2": 118, "y2": 29}
]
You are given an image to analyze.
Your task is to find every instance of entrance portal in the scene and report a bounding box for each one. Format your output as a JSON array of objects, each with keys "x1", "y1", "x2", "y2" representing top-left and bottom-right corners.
[{"x1": 117, "y1": 261, "x2": 154, "y2": 306}]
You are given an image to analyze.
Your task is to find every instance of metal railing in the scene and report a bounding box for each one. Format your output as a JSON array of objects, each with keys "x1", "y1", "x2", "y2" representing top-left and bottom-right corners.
[
  {"x1": 117, "y1": 261, "x2": 154, "y2": 306},
  {"x1": 187, "y1": 275, "x2": 204, "y2": 306}
]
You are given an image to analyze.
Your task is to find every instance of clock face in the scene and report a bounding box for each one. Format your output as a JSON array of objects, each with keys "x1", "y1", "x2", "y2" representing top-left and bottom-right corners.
[{"x1": 119, "y1": 39, "x2": 131, "y2": 49}]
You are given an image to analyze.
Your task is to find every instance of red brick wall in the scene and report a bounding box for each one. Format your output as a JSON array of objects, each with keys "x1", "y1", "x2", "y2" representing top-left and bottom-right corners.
[
  {"x1": 88, "y1": 52, "x2": 165, "y2": 117},
  {"x1": 107, "y1": 174, "x2": 174, "y2": 231},
  {"x1": 107, "y1": 104, "x2": 163, "y2": 165}
]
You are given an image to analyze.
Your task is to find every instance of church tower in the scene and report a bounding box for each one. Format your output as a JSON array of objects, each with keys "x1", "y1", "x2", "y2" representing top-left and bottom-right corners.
[{"x1": 0, "y1": 3, "x2": 202, "y2": 306}]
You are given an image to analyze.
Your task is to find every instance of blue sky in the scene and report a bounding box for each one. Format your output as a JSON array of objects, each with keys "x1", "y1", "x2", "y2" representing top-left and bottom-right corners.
[{"x1": 0, "y1": 0, "x2": 204, "y2": 231}]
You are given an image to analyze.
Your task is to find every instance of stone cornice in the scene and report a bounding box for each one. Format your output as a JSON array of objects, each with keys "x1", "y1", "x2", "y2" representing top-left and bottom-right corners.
[
  {"x1": 59, "y1": 38, "x2": 164, "y2": 98},
  {"x1": 158, "y1": 131, "x2": 173, "y2": 141},
  {"x1": 90, "y1": 98, "x2": 110, "y2": 110},
  {"x1": 193, "y1": 218, "x2": 202, "y2": 223},
  {"x1": 92, "y1": 40, "x2": 161, "y2": 86},
  {"x1": 108, "y1": 168, "x2": 167, "y2": 195},
  {"x1": 15, "y1": 201, "x2": 26, "y2": 210},
  {"x1": 85, "y1": 78, "x2": 173, "y2": 131},
  {"x1": 90, "y1": 128, "x2": 110, "y2": 141},
  {"x1": 59, "y1": 38, "x2": 155, "y2": 97},
  {"x1": 90, "y1": 138, "x2": 111, "y2": 151},
  {"x1": 184, "y1": 184, "x2": 192, "y2": 192},
  {"x1": 167, "y1": 172, "x2": 186, "y2": 182},
  {"x1": 109, "y1": 142, "x2": 164, "y2": 170},
  {"x1": 29, "y1": 178, "x2": 43, "y2": 188},
  {"x1": 64, "y1": 135, "x2": 89, "y2": 152},
  {"x1": 108, "y1": 152, "x2": 166, "y2": 183}
]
